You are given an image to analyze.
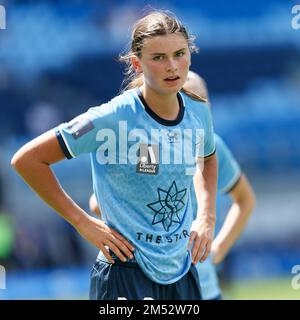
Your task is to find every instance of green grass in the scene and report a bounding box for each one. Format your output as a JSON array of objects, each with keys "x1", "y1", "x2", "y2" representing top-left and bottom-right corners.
[{"x1": 222, "y1": 278, "x2": 300, "y2": 300}]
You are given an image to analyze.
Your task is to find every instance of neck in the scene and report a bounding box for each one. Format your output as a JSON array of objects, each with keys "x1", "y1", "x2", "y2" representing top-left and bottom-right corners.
[{"x1": 140, "y1": 85, "x2": 180, "y2": 121}]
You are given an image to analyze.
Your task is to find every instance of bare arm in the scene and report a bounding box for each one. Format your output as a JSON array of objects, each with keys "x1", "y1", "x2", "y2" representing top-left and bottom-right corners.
[
  {"x1": 211, "y1": 174, "x2": 256, "y2": 264},
  {"x1": 189, "y1": 153, "x2": 218, "y2": 264},
  {"x1": 11, "y1": 130, "x2": 85, "y2": 226},
  {"x1": 11, "y1": 130, "x2": 134, "y2": 262}
]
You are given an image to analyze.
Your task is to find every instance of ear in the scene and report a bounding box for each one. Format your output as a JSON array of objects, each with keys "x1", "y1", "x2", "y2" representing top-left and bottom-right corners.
[{"x1": 131, "y1": 55, "x2": 142, "y2": 73}]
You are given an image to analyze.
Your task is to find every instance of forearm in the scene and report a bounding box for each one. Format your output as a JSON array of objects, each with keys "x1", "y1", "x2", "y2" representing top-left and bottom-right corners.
[
  {"x1": 195, "y1": 154, "x2": 217, "y2": 224},
  {"x1": 213, "y1": 197, "x2": 254, "y2": 260},
  {"x1": 12, "y1": 153, "x2": 88, "y2": 227},
  {"x1": 189, "y1": 154, "x2": 217, "y2": 263},
  {"x1": 212, "y1": 174, "x2": 256, "y2": 263}
]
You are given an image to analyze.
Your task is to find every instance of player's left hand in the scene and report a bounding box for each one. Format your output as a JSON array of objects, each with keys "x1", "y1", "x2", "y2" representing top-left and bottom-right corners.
[{"x1": 188, "y1": 218, "x2": 215, "y2": 264}]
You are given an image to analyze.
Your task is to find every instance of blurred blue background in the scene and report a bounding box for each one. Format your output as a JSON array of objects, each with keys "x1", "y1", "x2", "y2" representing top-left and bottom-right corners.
[{"x1": 0, "y1": 0, "x2": 299, "y2": 299}]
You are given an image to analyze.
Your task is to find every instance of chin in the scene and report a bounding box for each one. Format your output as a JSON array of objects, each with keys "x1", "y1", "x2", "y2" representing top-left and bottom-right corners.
[
  {"x1": 163, "y1": 87, "x2": 180, "y2": 95},
  {"x1": 164, "y1": 81, "x2": 182, "y2": 91}
]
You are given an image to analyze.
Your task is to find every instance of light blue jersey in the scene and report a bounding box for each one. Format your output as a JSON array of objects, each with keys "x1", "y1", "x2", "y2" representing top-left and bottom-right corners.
[
  {"x1": 55, "y1": 88, "x2": 215, "y2": 285},
  {"x1": 194, "y1": 134, "x2": 241, "y2": 299}
]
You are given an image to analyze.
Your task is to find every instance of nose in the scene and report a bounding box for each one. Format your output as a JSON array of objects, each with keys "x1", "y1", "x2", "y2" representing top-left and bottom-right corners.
[{"x1": 166, "y1": 58, "x2": 178, "y2": 73}]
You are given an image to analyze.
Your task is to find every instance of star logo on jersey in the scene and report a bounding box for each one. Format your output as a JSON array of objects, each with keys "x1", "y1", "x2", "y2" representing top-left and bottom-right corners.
[{"x1": 147, "y1": 181, "x2": 186, "y2": 232}]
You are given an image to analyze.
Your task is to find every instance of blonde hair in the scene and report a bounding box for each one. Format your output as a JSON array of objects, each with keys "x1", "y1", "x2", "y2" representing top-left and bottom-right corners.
[{"x1": 119, "y1": 10, "x2": 199, "y2": 96}]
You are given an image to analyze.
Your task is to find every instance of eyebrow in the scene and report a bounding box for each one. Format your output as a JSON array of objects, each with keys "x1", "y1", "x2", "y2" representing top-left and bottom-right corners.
[{"x1": 150, "y1": 48, "x2": 187, "y2": 55}]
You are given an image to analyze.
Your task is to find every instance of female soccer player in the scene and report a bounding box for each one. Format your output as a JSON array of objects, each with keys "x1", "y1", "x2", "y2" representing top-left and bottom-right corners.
[
  {"x1": 11, "y1": 11, "x2": 217, "y2": 300},
  {"x1": 89, "y1": 70, "x2": 256, "y2": 300}
]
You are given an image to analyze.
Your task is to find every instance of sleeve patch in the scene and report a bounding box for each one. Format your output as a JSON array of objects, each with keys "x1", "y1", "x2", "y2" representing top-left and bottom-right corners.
[{"x1": 66, "y1": 117, "x2": 95, "y2": 140}]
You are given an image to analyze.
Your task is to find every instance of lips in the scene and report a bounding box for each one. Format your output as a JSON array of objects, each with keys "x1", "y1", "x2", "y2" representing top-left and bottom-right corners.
[{"x1": 164, "y1": 76, "x2": 180, "y2": 81}]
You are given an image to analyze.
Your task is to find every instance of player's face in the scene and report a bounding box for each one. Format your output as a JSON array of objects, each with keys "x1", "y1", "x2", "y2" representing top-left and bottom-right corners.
[{"x1": 133, "y1": 33, "x2": 191, "y2": 95}]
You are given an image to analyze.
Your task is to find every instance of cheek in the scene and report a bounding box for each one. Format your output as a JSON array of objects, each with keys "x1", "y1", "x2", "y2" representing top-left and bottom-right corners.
[
  {"x1": 150, "y1": 62, "x2": 164, "y2": 74},
  {"x1": 145, "y1": 62, "x2": 164, "y2": 80},
  {"x1": 180, "y1": 56, "x2": 191, "y2": 69}
]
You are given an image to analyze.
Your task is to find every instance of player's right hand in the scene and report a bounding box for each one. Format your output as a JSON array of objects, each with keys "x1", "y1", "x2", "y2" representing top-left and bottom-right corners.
[{"x1": 75, "y1": 215, "x2": 135, "y2": 263}]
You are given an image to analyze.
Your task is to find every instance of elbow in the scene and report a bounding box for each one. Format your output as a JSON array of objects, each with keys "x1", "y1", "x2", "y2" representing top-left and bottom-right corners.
[
  {"x1": 11, "y1": 150, "x2": 22, "y2": 171},
  {"x1": 11, "y1": 148, "x2": 32, "y2": 174},
  {"x1": 236, "y1": 188, "x2": 256, "y2": 218},
  {"x1": 234, "y1": 175, "x2": 256, "y2": 216},
  {"x1": 244, "y1": 189, "x2": 256, "y2": 217},
  {"x1": 11, "y1": 150, "x2": 26, "y2": 175}
]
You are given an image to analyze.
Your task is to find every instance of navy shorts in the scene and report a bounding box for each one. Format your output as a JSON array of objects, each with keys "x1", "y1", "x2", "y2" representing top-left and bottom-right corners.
[{"x1": 89, "y1": 257, "x2": 202, "y2": 300}]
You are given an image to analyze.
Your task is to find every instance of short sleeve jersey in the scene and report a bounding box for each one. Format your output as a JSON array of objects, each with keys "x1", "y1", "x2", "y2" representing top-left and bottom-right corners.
[{"x1": 55, "y1": 88, "x2": 215, "y2": 284}]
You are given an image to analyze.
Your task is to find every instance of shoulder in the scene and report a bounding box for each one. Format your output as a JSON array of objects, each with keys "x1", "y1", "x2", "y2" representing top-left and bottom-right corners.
[
  {"x1": 214, "y1": 133, "x2": 225, "y2": 148},
  {"x1": 214, "y1": 134, "x2": 228, "y2": 157},
  {"x1": 110, "y1": 89, "x2": 138, "y2": 109},
  {"x1": 181, "y1": 90, "x2": 208, "y2": 107},
  {"x1": 88, "y1": 89, "x2": 139, "y2": 118},
  {"x1": 181, "y1": 90, "x2": 211, "y2": 119},
  {"x1": 214, "y1": 133, "x2": 236, "y2": 165}
]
